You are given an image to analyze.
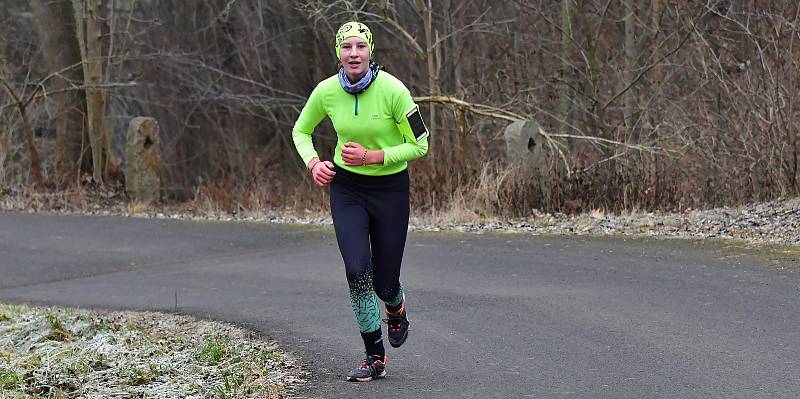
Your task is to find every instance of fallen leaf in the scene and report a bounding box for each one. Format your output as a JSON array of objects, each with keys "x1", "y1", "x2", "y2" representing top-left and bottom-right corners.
[{"x1": 591, "y1": 208, "x2": 605, "y2": 219}]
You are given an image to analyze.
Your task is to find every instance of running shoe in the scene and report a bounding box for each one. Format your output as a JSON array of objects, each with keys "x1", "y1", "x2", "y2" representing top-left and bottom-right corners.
[
  {"x1": 346, "y1": 353, "x2": 387, "y2": 382},
  {"x1": 384, "y1": 303, "x2": 409, "y2": 348}
]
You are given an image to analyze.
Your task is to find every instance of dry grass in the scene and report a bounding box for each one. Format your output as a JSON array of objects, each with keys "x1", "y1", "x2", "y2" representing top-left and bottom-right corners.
[
  {"x1": 409, "y1": 149, "x2": 791, "y2": 221},
  {"x1": 0, "y1": 142, "x2": 791, "y2": 228}
]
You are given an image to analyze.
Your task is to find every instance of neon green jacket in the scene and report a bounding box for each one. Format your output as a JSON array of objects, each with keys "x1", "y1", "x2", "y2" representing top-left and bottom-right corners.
[{"x1": 292, "y1": 72, "x2": 429, "y2": 176}]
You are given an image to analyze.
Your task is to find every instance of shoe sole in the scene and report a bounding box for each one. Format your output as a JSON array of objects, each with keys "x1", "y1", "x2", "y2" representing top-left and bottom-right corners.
[{"x1": 347, "y1": 370, "x2": 387, "y2": 382}]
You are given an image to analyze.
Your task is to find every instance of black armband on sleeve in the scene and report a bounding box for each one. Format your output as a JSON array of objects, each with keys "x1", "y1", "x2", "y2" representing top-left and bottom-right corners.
[{"x1": 406, "y1": 106, "x2": 429, "y2": 142}]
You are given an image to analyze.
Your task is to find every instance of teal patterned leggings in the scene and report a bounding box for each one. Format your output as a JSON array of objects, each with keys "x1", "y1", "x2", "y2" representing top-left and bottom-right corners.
[{"x1": 329, "y1": 165, "x2": 409, "y2": 333}]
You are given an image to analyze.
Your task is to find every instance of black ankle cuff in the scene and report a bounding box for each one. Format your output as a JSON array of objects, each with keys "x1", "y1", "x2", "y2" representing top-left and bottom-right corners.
[
  {"x1": 386, "y1": 300, "x2": 403, "y2": 314},
  {"x1": 360, "y1": 329, "x2": 385, "y2": 358}
]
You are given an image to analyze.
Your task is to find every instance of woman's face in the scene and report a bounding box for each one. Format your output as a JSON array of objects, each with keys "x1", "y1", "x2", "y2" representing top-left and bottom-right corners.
[{"x1": 339, "y1": 36, "x2": 370, "y2": 82}]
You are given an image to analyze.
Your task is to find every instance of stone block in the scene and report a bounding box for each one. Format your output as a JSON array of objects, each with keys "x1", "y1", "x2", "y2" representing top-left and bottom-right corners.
[
  {"x1": 503, "y1": 119, "x2": 545, "y2": 167},
  {"x1": 125, "y1": 117, "x2": 161, "y2": 204}
]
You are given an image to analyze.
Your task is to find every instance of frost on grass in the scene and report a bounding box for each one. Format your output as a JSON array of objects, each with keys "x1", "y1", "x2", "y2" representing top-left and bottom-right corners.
[{"x1": 0, "y1": 304, "x2": 303, "y2": 398}]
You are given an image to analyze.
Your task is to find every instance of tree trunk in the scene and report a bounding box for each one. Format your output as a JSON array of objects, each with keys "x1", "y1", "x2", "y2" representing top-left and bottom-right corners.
[
  {"x1": 451, "y1": 1, "x2": 467, "y2": 177},
  {"x1": 574, "y1": 2, "x2": 605, "y2": 141},
  {"x1": 456, "y1": 106, "x2": 467, "y2": 178},
  {"x1": 649, "y1": 0, "x2": 665, "y2": 125},
  {"x1": 513, "y1": 16, "x2": 523, "y2": 91},
  {"x1": 0, "y1": 4, "x2": 7, "y2": 62},
  {"x1": 559, "y1": 0, "x2": 574, "y2": 148},
  {"x1": 731, "y1": 0, "x2": 754, "y2": 66},
  {"x1": 651, "y1": 0, "x2": 664, "y2": 34},
  {"x1": 417, "y1": 0, "x2": 440, "y2": 174},
  {"x1": 788, "y1": 7, "x2": 799, "y2": 192},
  {"x1": 624, "y1": 0, "x2": 639, "y2": 143},
  {"x1": 18, "y1": 103, "x2": 46, "y2": 190},
  {"x1": 0, "y1": 79, "x2": 46, "y2": 190},
  {"x1": 28, "y1": 0, "x2": 87, "y2": 185},
  {"x1": 74, "y1": 0, "x2": 109, "y2": 184}
]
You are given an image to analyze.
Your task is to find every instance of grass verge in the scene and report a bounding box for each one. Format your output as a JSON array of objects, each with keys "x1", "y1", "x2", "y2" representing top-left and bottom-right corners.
[{"x1": 0, "y1": 303, "x2": 303, "y2": 398}]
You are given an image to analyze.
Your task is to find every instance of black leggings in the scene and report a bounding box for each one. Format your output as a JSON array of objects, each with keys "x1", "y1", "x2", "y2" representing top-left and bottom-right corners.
[{"x1": 330, "y1": 165, "x2": 409, "y2": 333}]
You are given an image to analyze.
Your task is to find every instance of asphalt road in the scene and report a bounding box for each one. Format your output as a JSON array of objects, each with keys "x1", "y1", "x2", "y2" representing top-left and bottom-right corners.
[{"x1": 1, "y1": 212, "x2": 799, "y2": 398}]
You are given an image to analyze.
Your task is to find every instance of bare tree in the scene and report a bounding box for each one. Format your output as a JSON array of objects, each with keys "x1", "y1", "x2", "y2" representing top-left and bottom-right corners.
[
  {"x1": 73, "y1": 0, "x2": 110, "y2": 184},
  {"x1": 559, "y1": 0, "x2": 575, "y2": 143},
  {"x1": 28, "y1": 0, "x2": 87, "y2": 184},
  {"x1": 623, "y1": 0, "x2": 639, "y2": 143},
  {"x1": 6, "y1": 0, "x2": 800, "y2": 214},
  {"x1": 0, "y1": 77, "x2": 45, "y2": 190}
]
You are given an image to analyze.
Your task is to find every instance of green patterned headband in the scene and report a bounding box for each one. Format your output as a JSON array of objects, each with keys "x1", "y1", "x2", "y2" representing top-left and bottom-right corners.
[{"x1": 335, "y1": 21, "x2": 374, "y2": 58}]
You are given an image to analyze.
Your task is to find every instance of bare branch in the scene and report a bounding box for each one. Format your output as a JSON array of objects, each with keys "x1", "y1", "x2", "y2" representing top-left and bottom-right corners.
[{"x1": 414, "y1": 95, "x2": 664, "y2": 155}]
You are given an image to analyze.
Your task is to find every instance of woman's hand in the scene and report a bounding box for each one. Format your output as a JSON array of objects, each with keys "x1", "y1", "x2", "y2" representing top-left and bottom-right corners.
[
  {"x1": 342, "y1": 142, "x2": 367, "y2": 166},
  {"x1": 308, "y1": 158, "x2": 336, "y2": 187},
  {"x1": 342, "y1": 142, "x2": 384, "y2": 166}
]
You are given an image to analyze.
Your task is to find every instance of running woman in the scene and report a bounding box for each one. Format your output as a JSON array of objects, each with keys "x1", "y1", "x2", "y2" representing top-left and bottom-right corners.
[{"x1": 291, "y1": 21, "x2": 429, "y2": 382}]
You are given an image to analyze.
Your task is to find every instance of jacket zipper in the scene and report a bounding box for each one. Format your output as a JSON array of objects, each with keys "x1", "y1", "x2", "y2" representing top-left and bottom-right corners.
[{"x1": 354, "y1": 94, "x2": 359, "y2": 116}]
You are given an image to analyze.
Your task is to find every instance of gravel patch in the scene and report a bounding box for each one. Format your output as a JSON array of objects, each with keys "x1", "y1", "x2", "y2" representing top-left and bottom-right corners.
[{"x1": 424, "y1": 198, "x2": 800, "y2": 245}]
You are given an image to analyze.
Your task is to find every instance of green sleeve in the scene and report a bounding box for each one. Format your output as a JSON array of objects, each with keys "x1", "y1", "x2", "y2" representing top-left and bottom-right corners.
[
  {"x1": 382, "y1": 87, "x2": 429, "y2": 166},
  {"x1": 292, "y1": 84, "x2": 327, "y2": 167}
]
